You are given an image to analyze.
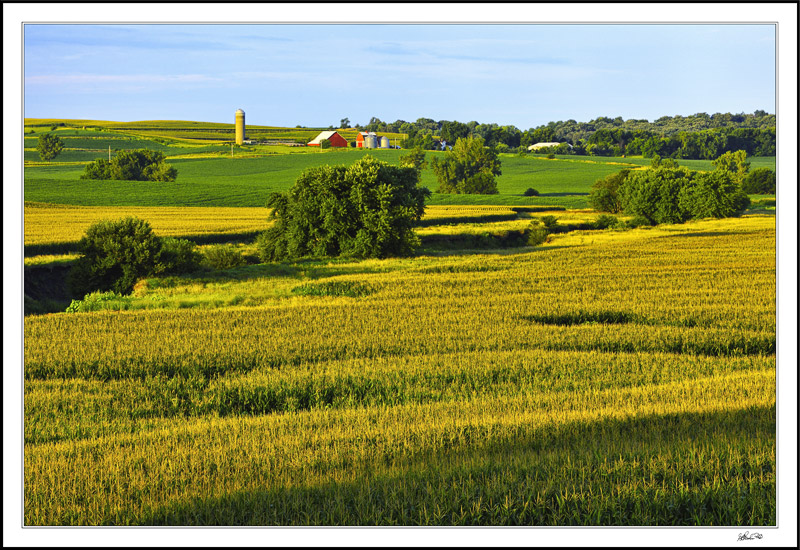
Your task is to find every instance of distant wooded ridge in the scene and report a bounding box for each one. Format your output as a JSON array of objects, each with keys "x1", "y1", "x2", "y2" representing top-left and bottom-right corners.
[
  {"x1": 25, "y1": 110, "x2": 776, "y2": 159},
  {"x1": 359, "y1": 110, "x2": 775, "y2": 137},
  {"x1": 357, "y1": 111, "x2": 775, "y2": 159}
]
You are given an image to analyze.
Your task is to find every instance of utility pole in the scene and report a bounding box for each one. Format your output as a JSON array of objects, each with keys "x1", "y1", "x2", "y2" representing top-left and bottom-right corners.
[
  {"x1": 108, "y1": 146, "x2": 111, "y2": 162},
  {"x1": 231, "y1": 144, "x2": 234, "y2": 158}
]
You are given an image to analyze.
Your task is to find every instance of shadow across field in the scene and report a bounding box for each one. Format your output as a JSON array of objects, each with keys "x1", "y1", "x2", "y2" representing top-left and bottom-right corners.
[
  {"x1": 147, "y1": 259, "x2": 397, "y2": 289},
  {"x1": 24, "y1": 264, "x2": 72, "y2": 315},
  {"x1": 417, "y1": 245, "x2": 573, "y2": 257},
  {"x1": 134, "y1": 405, "x2": 775, "y2": 526},
  {"x1": 511, "y1": 206, "x2": 567, "y2": 213},
  {"x1": 414, "y1": 214, "x2": 518, "y2": 227},
  {"x1": 25, "y1": 230, "x2": 263, "y2": 257},
  {"x1": 656, "y1": 231, "x2": 752, "y2": 239}
]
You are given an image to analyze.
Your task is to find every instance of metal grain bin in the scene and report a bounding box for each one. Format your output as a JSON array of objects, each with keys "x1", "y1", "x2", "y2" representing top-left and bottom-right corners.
[
  {"x1": 364, "y1": 134, "x2": 378, "y2": 149},
  {"x1": 379, "y1": 136, "x2": 390, "y2": 148}
]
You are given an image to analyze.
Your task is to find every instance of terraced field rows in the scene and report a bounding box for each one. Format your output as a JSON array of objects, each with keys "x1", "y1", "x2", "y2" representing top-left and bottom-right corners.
[{"x1": 23, "y1": 203, "x2": 549, "y2": 255}]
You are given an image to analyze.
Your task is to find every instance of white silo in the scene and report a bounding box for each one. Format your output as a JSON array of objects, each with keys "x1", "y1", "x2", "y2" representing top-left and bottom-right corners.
[{"x1": 379, "y1": 136, "x2": 390, "y2": 148}]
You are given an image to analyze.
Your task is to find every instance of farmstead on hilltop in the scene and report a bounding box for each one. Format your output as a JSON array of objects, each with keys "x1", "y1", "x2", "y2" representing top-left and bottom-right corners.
[
  {"x1": 223, "y1": 110, "x2": 398, "y2": 148},
  {"x1": 307, "y1": 131, "x2": 348, "y2": 147}
]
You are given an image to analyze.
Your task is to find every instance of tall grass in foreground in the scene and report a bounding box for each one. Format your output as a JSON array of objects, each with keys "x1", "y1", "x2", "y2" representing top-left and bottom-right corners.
[{"x1": 24, "y1": 373, "x2": 775, "y2": 525}]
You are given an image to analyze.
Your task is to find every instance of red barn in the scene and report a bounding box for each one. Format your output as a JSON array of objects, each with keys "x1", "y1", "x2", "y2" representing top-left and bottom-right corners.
[{"x1": 307, "y1": 131, "x2": 348, "y2": 147}]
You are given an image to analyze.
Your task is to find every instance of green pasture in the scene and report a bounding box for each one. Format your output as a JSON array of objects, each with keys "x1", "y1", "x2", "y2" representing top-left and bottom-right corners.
[
  {"x1": 540, "y1": 154, "x2": 776, "y2": 172},
  {"x1": 24, "y1": 151, "x2": 627, "y2": 208},
  {"x1": 23, "y1": 152, "x2": 776, "y2": 208}
]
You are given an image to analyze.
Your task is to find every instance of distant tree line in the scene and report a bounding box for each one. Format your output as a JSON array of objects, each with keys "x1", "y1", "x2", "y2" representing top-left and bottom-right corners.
[
  {"x1": 356, "y1": 111, "x2": 775, "y2": 159},
  {"x1": 574, "y1": 126, "x2": 775, "y2": 159}
]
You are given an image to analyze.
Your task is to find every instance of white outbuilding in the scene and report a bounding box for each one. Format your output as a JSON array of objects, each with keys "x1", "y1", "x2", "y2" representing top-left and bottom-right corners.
[{"x1": 528, "y1": 142, "x2": 568, "y2": 151}]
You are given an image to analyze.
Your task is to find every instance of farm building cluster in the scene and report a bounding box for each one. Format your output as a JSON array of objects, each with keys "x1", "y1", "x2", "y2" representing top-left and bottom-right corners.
[
  {"x1": 233, "y1": 110, "x2": 397, "y2": 148},
  {"x1": 307, "y1": 131, "x2": 396, "y2": 149}
]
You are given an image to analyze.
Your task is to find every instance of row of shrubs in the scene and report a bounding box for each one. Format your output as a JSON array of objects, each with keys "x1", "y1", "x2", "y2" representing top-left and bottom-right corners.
[
  {"x1": 587, "y1": 151, "x2": 774, "y2": 226},
  {"x1": 67, "y1": 217, "x2": 255, "y2": 300},
  {"x1": 419, "y1": 213, "x2": 629, "y2": 251}
]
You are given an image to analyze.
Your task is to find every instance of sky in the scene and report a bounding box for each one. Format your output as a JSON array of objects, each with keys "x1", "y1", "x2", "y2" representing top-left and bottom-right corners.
[{"x1": 23, "y1": 23, "x2": 776, "y2": 129}]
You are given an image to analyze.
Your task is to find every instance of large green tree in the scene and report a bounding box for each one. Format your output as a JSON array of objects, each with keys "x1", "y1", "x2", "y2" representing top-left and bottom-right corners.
[
  {"x1": 36, "y1": 132, "x2": 64, "y2": 161},
  {"x1": 588, "y1": 169, "x2": 630, "y2": 213},
  {"x1": 440, "y1": 120, "x2": 471, "y2": 144},
  {"x1": 399, "y1": 146, "x2": 427, "y2": 171},
  {"x1": 430, "y1": 135, "x2": 502, "y2": 194},
  {"x1": 257, "y1": 155, "x2": 429, "y2": 261},
  {"x1": 679, "y1": 170, "x2": 751, "y2": 219}
]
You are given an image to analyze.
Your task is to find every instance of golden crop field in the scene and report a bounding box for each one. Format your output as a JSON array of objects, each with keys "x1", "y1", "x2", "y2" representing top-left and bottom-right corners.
[
  {"x1": 24, "y1": 203, "x2": 270, "y2": 248},
  {"x1": 24, "y1": 203, "x2": 533, "y2": 252},
  {"x1": 23, "y1": 213, "x2": 776, "y2": 526}
]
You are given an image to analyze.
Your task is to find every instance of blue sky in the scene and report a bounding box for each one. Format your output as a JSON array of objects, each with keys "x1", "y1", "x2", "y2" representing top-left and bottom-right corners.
[{"x1": 24, "y1": 23, "x2": 776, "y2": 129}]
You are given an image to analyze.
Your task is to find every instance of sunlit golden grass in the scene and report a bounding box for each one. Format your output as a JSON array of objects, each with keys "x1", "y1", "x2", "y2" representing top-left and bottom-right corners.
[
  {"x1": 24, "y1": 253, "x2": 81, "y2": 267},
  {"x1": 24, "y1": 203, "x2": 269, "y2": 247},
  {"x1": 23, "y1": 214, "x2": 776, "y2": 526}
]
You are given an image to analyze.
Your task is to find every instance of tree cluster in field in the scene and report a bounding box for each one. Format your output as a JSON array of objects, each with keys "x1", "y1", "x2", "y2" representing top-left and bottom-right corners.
[
  {"x1": 36, "y1": 133, "x2": 65, "y2": 161},
  {"x1": 67, "y1": 218, "x2": 255, "y2": 300},
  {"x1": 81, "y1": 149, "x2": 178, "y2": 182},
  {"x1": 399, "y1": 136, "x2": 503, "y2": 195},
  {"x1": 741, "y1": 168, "x2": 776, "y2": 195},
  {"x1": 350, "y1": 111, "x2": 774, "y2": 159},
  {"x1": 430, "y1": 136, "x2": 501, "y2": 194},
  {"x1": 588, "y1": 150, "x2": 761, "y2": 225},
  {"x1": 68, "y1": 217, "x2": 201, "y2": 297},
  {"x1": 256, "y1": 156, "x2": 430, "y2": 261}
]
